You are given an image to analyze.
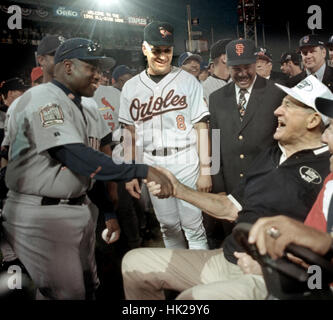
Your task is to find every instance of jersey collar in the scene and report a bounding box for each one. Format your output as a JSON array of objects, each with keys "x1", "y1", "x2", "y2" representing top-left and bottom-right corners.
[{"x1": 52, "y1": 79, "x2": 82, "y2": 108}]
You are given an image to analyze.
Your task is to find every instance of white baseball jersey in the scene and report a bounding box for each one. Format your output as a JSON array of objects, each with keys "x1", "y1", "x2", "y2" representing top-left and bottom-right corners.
[
  {"x1": 5, "y1": 82, "x2": 109, "y2": 198},
  {"x1": 119, "y1": 67, "x2": 209, "y2": 153},
  {"x1": 202, "y1": 75, "x2": 231, "y2": 105}
]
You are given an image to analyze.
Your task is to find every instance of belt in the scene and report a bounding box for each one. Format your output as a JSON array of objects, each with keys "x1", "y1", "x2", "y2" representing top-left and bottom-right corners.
[
  {"x1": 41, "y1": 194, "x2": 86, "y2": 206},
  {"x1": 151, "y1": 146, "x2": 188, "y2": 156}
]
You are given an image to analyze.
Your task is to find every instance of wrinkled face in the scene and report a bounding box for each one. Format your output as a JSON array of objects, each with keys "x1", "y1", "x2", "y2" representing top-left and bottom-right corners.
[
  {"x1": 182, "y1": 59, "x2": 201, "y2": 78},
  {"x1": 66, "y1": 59, "x2": 100, "y2": 97},
  {"x1": 321, "y1": 119, "x2": 333, "y2": 172},
  {"x1": 142, "y1": 42, "x2": 173, "y2": 75},
  {"x1": 273, "y1": 95, "x2": 315, "y2": 145},
  {"x1": 256, "y1": 59, "x2": 272, "y2": 78},
  {"x1": 300, "y1": 46, "x2": 326, "y2": 73},
  {"x1": 229, "y1": 63, "x2": 256, "y2": 89}
]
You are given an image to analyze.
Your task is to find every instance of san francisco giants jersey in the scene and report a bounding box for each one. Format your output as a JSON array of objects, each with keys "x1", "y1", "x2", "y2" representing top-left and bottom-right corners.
[
  {"x1": 5, "y1": 82, "x2": 109, "y2": 198},
  {"x1": 118, "y1": 67, "x2": 209, "y2": 152}
]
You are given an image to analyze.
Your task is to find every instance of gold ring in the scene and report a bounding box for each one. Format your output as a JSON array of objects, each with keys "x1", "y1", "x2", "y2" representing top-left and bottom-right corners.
[{"x1": 266, "y1": 226, "x2": 281, "y2": 239}]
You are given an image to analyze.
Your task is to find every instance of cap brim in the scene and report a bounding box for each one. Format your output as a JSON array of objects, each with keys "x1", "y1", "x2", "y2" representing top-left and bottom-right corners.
[
  {"x1": 275, "y1": 82, "x2": 305, "y2": 104},
  {"x1": 81, "y1": 56, "x2": 116, "y2": 70},
  {"x1": 315, "y1": 97, "x2": 333, "y2": 119},
  {"x1": 227, "y1": 58, "x2": 256, "y2": 66}
]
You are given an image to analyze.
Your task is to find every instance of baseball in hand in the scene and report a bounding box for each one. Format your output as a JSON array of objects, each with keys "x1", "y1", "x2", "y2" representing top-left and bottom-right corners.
[{"x1": 102, "y1": 228, "x2": 117, "y2": 243}]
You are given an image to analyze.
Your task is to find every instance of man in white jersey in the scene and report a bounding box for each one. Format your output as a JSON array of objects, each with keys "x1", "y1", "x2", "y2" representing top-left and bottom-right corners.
[
  {"x1": 119, "y1": 21, "x2": 211, "y2": 250},
  {"x1": 1, "y1": 38, "x2": 172, "y2": 299}
]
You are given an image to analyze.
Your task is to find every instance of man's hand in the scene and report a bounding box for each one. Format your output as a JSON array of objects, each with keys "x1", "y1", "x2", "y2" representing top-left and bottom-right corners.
[
  {"x1": 234, "y1": 252, "x2": 263, "y2": 275},
  {"x1": 126, "y1": 178, "x2": 141, "y2": 199},
  {"x1": 248, "y1": 215, "x2": 333, "y2": 260},
  {"x1": 144, "y1": 166, "x2": 174, "y2": 199},
  {"x1": 105, "y1": 218, "x2": 121, "y2": 244},
  {"x1": 196, "y1": 174, "x2": 212, "y2": 193}
]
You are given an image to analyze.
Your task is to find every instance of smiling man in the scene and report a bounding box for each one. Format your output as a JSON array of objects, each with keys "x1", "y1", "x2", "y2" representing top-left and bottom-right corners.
[
  {"x1": 205, "y1": 39, "x2": 285, "y2": 249},
  {"x1": 119, "y1": 21, "x2": 211, "y2": 250},
  {"x1": 287, "y1": 34, "x2": 333, "y2": 92},
  {"x1": 1, "y1": 38, "x2": 173, "y2": 299},
  {"x1": 122, "y1": 75, "x2": 331, "y2": 300}
]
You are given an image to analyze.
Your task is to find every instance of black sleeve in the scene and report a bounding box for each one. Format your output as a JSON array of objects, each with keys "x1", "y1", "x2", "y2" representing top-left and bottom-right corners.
[
  {"x1": 48, "y1": 143, "x2": 148, "y2": 182},
  {"x1": 100, "y1": 132, "x2": 113, "y2": 147},
  {"x1": 87, "y1": 181, "x2": 117, "y2": 221}
]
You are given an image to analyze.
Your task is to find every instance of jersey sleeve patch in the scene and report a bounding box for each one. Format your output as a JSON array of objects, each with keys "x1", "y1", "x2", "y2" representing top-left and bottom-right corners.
[{"x1": 39, "y1": 104, "x2": 64, "y2": 127}]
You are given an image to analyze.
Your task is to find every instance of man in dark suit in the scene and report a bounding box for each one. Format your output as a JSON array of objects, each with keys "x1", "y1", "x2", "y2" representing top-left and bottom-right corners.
[
  {"x1": 205, "y1": 39, "x2": 285, "y2": 248},
  {"x1": 287, "y1": 34, "x2": 333, "y2": 92}
]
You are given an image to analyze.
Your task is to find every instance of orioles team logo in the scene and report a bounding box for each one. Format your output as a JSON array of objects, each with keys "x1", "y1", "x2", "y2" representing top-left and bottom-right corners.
[
  {"x1": 159, "y1": 27, "x2": 172, "y2": 38},
  {"x1": 235, "y1": 43, "x2": 245, "y2": 56}
]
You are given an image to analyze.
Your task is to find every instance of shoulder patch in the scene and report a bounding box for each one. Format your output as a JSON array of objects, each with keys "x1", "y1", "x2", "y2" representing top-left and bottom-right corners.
[
  {"x1": 40, "y1": 104, "x2": 64, "y2": 127},
  {"x1": 299, "y1": 166, "x2": 322, "y2": 184}
]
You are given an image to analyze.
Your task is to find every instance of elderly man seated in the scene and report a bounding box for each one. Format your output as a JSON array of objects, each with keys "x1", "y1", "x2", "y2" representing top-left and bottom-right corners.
[{"x1": 121, "y1": 76, "x2": 333, "y2": 300}]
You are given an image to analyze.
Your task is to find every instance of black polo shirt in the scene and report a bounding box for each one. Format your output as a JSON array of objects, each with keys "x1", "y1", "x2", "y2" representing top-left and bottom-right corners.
[{"x1": 223, "y1": 144, "x2": 330, "y2": 264}]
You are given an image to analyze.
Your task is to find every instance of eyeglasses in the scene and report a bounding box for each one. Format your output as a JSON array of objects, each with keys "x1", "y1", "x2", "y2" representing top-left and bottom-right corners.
[{"x1": 58, "y1": 42, "x2": 102, "y2": 59}]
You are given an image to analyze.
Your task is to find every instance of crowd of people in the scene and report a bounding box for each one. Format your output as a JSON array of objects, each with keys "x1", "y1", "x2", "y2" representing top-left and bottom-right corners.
[{"x1": 0, "y1": 19, "x2": 333, "y2": 301}]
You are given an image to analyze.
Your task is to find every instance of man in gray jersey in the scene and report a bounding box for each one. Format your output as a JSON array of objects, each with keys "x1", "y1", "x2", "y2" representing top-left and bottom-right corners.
[
  {"x1": 202, "y1": 39, "x2": 232, "y2": 104},
  {"x1": 1, "y1": 38, "x2": 172, "y2": 300}
]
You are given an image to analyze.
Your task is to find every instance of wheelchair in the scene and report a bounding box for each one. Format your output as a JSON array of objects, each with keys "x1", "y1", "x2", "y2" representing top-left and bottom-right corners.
[{"x1": 232, "y1": 223, "x2": 333, "y2": 300}]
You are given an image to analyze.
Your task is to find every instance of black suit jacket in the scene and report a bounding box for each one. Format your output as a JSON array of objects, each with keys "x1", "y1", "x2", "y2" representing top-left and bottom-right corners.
[
  {"x1": 209, "y1": 76, "x2": 285, "y2": 194},
  {"x1": 286, "y1": 65, "x2": 333, "y2": 92}
]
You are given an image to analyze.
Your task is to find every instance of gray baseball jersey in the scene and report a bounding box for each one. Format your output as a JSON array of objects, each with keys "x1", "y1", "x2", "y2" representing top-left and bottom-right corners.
[
  {"x1": 5, "y1": 82, "x2": 109, "y2": 198},
  {"x1": 202, "y1": 75, "x2": 231, "y2": 105}
]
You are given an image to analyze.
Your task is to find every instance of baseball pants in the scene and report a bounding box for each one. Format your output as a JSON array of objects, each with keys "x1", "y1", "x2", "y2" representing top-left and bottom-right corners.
[
  {"x1": 2, "y1": 191, "x2": 99, "y2": 300},
  {"x1": 122, "y1": 247, "x2": 267, "y2": 300},
  {"x1": 143, "y1": 147, "x2": 208, "y2": 249}
]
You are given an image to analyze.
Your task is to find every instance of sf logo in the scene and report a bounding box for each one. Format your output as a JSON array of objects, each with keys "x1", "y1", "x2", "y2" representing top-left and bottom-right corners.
[{"x1": 235, "y1": 44, "x2": 245, "y2": 56}]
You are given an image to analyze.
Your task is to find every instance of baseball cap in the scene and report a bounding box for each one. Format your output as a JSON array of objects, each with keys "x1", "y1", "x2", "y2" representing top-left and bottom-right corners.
[
  {"x1": 226, "y1": 39, "x2": 257, "y2": 66},
  {"x1": 144, "y1": 21, "x2": 174, "y2": 47},
  {"x1": 54, "y1": 38, "x2": 116, "y2": 68},
  {"x1": 280, "y1": 52, "x2": 301, "y2": 65},
  {"x1": 37, "y1": 35, "x2": 65, "y2": 56},
  {"x1": 315, "y1": 97, "x2": 333, "y2": 119},
  {"x1": 299, "y1": 34, "x2": 324, "y2": 49},
  {"x1": 31, "y1": 66, "x2": 43, "y2": 83},
  {"x1": 200, "y1": 61, "x2": 208, "y2": 70},
  {"x1": 0, "y1": 77, "x2": 29, "y2": 95},
  {"x1": 326, "y1": 35, "x2": 333, "y2": 47},
  {"x1": 112, "y1": 65, "x2": 132, "y2": 81},
  {"x1": 178, "y1": 52, "x2": 202, "y2": 67},
  {"x1": 210, "y1": 39, "x2": 232, "y2": 60},
  {"x1": 255, "y1": 47, "x2": 272, "y2": 62},
  {"x1": 275, "y1": 75, "x2": 333, "y2": 125}
]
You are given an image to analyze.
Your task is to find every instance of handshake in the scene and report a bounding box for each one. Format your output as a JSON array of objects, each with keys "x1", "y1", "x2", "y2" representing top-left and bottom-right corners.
[{"x1": 126, "y1": 166, "x2": 178, "y2": 199}]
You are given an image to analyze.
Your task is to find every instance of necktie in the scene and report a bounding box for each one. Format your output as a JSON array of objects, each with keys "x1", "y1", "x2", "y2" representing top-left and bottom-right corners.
[{"x1": 238, "y1": 88, "x2": 248, "y2": 120}]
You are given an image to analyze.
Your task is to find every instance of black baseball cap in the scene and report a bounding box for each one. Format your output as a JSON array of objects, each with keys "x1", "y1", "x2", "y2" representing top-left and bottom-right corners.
[
  {"x1": 37, "y1": 35, "x2": 65, "y2": 56},
  {"x1": 299, "y1": 34, "x2": 324, "y2": 49},
  {"x1": 315, "y1": 97, "x2": 333, "y2": 119},
  {"x1": 255, "y1": 47, "x2": 272, "y2": 62},
  {"x1": 280, "y1": 52, "x2": 301, "y2": 65},
  {"x1": 210, "y1": 39, "x2": 232, "y2": 60},
  {"x1": 226, "y1": 39, "x2": 257, "y2": 66},
  {"x1": 0, "y1": 77, "x2": 29, "y2": 95},
  {"x1": 326, "y1": 35, "x2": 333, "y2": 47},
  {"x1": 144, "y1": 21, "x2": 174, "y2": 47},
  {"x1": 54, "y1": 38, "x2": 116, "y2": 68}
]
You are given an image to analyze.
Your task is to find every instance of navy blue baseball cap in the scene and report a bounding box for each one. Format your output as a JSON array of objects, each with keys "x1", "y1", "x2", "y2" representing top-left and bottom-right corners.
[
  {"x1": 112, "y1": 65, "x2": 132, "y2": 81},
  {"x1": 0, "y1": 77, "x2": 29, "y2": 95},
  {"x1": 178, "y1": 52, "x2": 202, "y2": 67},
  {"x1": 326, "y1": 35, "x2": 333, "y2": 47},
  {"x1": 299, "y1": 34, "x2": 324, "y2": 48},
  {"x1": 255, "y1": 47, "x2": 272, "y2": 62},
  {"x1": 37, "y1": 35, "x2": 65, "y2": 56},
  {"x1": 54, "y1": 38, "x2": 116, "y2": 68}
]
